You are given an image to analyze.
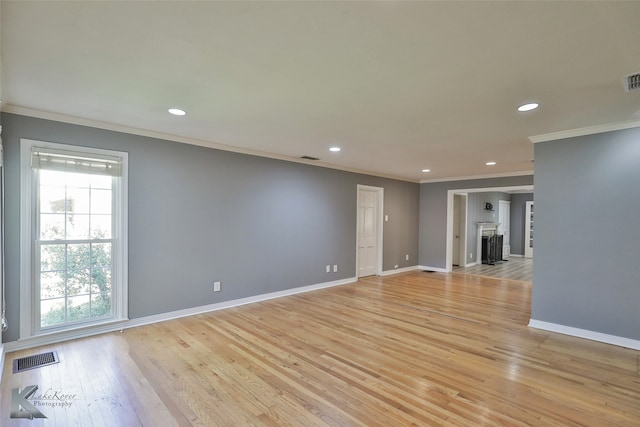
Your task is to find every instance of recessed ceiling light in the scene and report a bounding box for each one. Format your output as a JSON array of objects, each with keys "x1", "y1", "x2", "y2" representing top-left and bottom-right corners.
[
  {"x1": 329, "y1": 146, "x2": 341, "y2": 152},
  {"x1": 486, "y1": 161, "x2": 497, "y2": 166},
  {"x1": 421, "y1": 169, "x2": 431, "y2": 173},
  {"x1": 168, "y1": 108, "x2": 186, "y2": 116},
  {"x1": 517, "y1": 103, "x2": 539, "y2": 112}
]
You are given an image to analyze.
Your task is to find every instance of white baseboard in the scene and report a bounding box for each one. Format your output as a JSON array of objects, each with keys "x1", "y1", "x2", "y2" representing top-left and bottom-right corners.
[
  {"x1": 417, "y1": 265, "x2": 448, "y2": 273},
  {"x1": 380, "y1": 265, "x2": 420, "y2": 276},
  {"x1": 0, "y1": 344, "x2": 4, "y2": 380},
  {"x1": 4, "y1": 277, "x2": 357, "y2": 353},
  {"x1": 528, "y1": 319, "x2": 640, "y2": 350},
  {"x1": 124, "y1": 277, "x2": 356, "y2": 330},
  {"x1": 509, "y1": 254, "x2": 524, "y2": 258},
  {"x1": 463, "y1": 262, "x2": 477, "y2": 268}
]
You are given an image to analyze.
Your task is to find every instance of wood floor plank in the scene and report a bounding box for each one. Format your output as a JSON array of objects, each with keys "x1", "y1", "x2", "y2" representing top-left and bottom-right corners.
[{"x1": 2, "y1": 271, "x2": 639, "y2": 426}]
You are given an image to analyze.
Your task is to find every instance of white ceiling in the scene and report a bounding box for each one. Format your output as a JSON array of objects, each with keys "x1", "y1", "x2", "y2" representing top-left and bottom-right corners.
[{"x1": 2, "y1": 1, "x2": 639, "y2": 182}]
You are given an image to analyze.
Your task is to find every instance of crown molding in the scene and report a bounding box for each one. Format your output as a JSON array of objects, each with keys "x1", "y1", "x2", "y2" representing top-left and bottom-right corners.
[
  {"x1": 420, "y1": 170, "x2": 533, "y2": 184},
  {"x1": 529, "y1": 120, "x2": 640, "y2": 143},
  {"x1": 1, "y1": 105, "x2": 418, "y2": 183}
]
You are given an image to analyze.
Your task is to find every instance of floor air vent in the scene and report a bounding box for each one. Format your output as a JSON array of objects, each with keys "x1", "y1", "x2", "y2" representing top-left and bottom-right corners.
[
  {"x1": 623, "y1": 72, "x2": 640, "y2": 92},
  {"x1": 13, "y1": 351, "x2": 60, "y2": 373}
]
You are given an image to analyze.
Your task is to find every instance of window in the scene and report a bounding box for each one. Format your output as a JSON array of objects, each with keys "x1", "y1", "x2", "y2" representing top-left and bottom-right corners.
[{"x1": 21, "y1": 139, "x2": 128, "y2": 337}]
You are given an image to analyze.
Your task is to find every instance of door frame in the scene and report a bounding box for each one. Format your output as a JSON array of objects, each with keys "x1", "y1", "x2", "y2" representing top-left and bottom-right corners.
[
  {"x1": 498, "y1": 199, "x2": 511, "y2": 258},
  {"x1": 356, "y1": 185, "x2": 384, "y2": 278},
  {"x1": 445, "y1": 185, "x2": 533, "y2": 272},
  {"x1": 452, "y1": 194, "x2": 467, "y2": 267},
  {"x1": 525, "y1": 201, "x2": 534, "y2": 258}
]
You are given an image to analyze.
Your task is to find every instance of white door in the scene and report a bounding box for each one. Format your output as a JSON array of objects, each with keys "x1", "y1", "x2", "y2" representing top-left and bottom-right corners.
[
  {"x1": 357, "y1": 189, "x2": 378, "y2": 277},
  {"x1": 453, "y1": 195, "x2": 461, "y2": 266},
  {"x1": 525, "y1": 201, "x2": 534, "y2": 258},
  {"x1": 498, "y1": 200, "x2": 511, "y2": 258}
]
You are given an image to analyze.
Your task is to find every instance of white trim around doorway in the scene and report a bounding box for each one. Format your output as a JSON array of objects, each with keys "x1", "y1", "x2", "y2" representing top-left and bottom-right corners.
[
  {"x1": 445, "y1": 185, "x2": 533, "y2": 272},
  {"x1": 355, "y1": 185, "x2": 384, "y2": 278}
]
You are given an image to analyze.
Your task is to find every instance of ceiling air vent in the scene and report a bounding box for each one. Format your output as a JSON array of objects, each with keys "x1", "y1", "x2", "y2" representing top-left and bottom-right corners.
[
  {"x1": 300, "y1": 155, "x2": 320, "y2": 161},
  {"x1": 623, "y1": 72, "x2": 640, "y2": 92}
]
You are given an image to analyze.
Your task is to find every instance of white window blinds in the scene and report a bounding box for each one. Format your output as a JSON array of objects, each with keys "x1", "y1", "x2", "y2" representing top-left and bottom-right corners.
[{"x1": 31, "y1": 147, "x2": 122, "y2": 177}]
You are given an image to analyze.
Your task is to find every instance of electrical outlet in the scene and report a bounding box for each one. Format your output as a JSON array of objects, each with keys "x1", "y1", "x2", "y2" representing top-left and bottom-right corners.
[
  {"x1": 405, "y1": 254, "x2": 409, "y2": 261},
  {"x1": 333, "y1": 264, "x2": 338, "y2": 273},
  {"x1": 213, "y1": 281, "x2": 221, "y2": 292},
  {"x1": 326, "y1": 265, "x2": 330, "y2": 273},
  {"x1": 470, "y1": 253, "x2": 473, "y2": 259}
]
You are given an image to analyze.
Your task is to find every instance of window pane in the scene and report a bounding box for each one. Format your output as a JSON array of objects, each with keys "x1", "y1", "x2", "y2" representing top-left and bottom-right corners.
[
  {"x1": 91, "y1": 268, "x2": 112, "y2": 294},
  {"x1": 91, "y1": 293, "x2": 112, "y2": 318},
  {"x1": 41, "y1": 298, "x2": 66, "y2": 327},
  {"x1": 66, "y1": 171, "x2": 94, "y2": 187},
  {"x1": 67, "y1": 187, "x2": 90, "y2": 214},
  {"x1": 67, "y1": 214, "x2": 90, "y2": 239},
  {"x1": 67, "y1": 243, "x2": 90, "y2": 270},
  {"x1": 41, "y1": 271, "x2": 65, "y2": 299},
  {"x1": 67, "y1": 269, "x2": 90, "y2": 296},
  {"x1": 90, "y1": 214, "x2": 112, "y2": 239},
  {"x1": 91, "y1": 189, "x2": 112, "y2": 214},
  {"x1": 41, "y1": 244, "x2": 66, "y2": 271},
  {"x1": 67, "y1": 243, "x2": 91, "y2": 296},
  {"x1": 40, "y1": 214, "x2": 65, "y2": 240},
  {"x1": 91, "y1": 243, "x2": 111, "y2": 268},
  {"x1": 90, "y1": 174, "x2": 112, "y2": 189},
  {"x1": 40, "y1": 170, "x2": 67, "y2": 186},
  {"x1": 67, "y1": 295, "x2": 91, "y2": 322},
  {"x1": 39, "y1": 186, "x2": 66, "y2": 214}
]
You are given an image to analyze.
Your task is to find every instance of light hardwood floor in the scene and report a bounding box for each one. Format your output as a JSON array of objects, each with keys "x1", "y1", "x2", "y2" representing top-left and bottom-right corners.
[
  {"x1": 2, "y1": 272, "x2": 639, "y2": 426},
  {"x1": 453, "y1": 256, "x2": 533, "y2": 282}
]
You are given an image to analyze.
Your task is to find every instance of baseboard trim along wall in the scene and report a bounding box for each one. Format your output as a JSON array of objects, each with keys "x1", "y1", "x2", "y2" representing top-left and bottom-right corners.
[
  {"x1": 4, "y1": 277, "x2": 357, "y2": 353},
  {"x1": 417, "y1": 265, "x2": 448, "y2": 273},
  {"x1": 380, "y1": 265, "x2": 420, "y2": 276},
  {"x1": 528, "y1": 319, "x2": 640, "y2": 350},
  {"x1": 0, "y1": 344, "x2": 5, "y2": 380}
]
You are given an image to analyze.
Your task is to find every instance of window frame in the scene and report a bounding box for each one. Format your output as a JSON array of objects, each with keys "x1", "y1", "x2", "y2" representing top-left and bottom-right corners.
[{"x1": 20, "y1": 139, "x2": 128, "y2": 338}]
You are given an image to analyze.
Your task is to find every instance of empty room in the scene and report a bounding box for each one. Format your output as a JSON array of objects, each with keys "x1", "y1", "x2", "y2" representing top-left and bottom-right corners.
[{"x1": 1, "y1": 2, "x2": 639, "y2": 426}]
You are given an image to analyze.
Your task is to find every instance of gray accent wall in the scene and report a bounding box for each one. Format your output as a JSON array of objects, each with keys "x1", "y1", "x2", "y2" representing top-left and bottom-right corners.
[
  {"x1": 1, "y1": 113, "x2": 419, "y2": 343},
  {"x1": 510, "y1": 193, "x2": 534, "y2": 256},
  {"x1": 419, "y1": 175, "x2": 534, "y2": 269},
  {"x1": 532, "y1": 127, "x2": 640, "y2": 340}
]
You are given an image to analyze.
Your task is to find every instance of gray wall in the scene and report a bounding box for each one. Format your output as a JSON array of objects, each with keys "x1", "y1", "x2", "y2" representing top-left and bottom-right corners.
[
  {"x1": 2, "y1": 113, "x2": 419, "y2": 343},
  {"x1": 465, "y1": 192, "x2": 511, "y2": 264},
  {"x1": 532, "y1": 127, "x2": 640, "y2": 340},
  {"x1": 510, "y1": 193, "x2": 534, "y2": 256},
  {"x1": 419, "y1": 175, "x2": 534, "y2": 269}
]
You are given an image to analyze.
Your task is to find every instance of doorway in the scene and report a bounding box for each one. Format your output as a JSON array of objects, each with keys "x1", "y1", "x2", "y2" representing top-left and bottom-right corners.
[
  {"x1": 356, "y1": 185, "x2": 383, "y2": 278},
  {"x1": 446, "y1": 185, "x2": 533, "y2": 274}
]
